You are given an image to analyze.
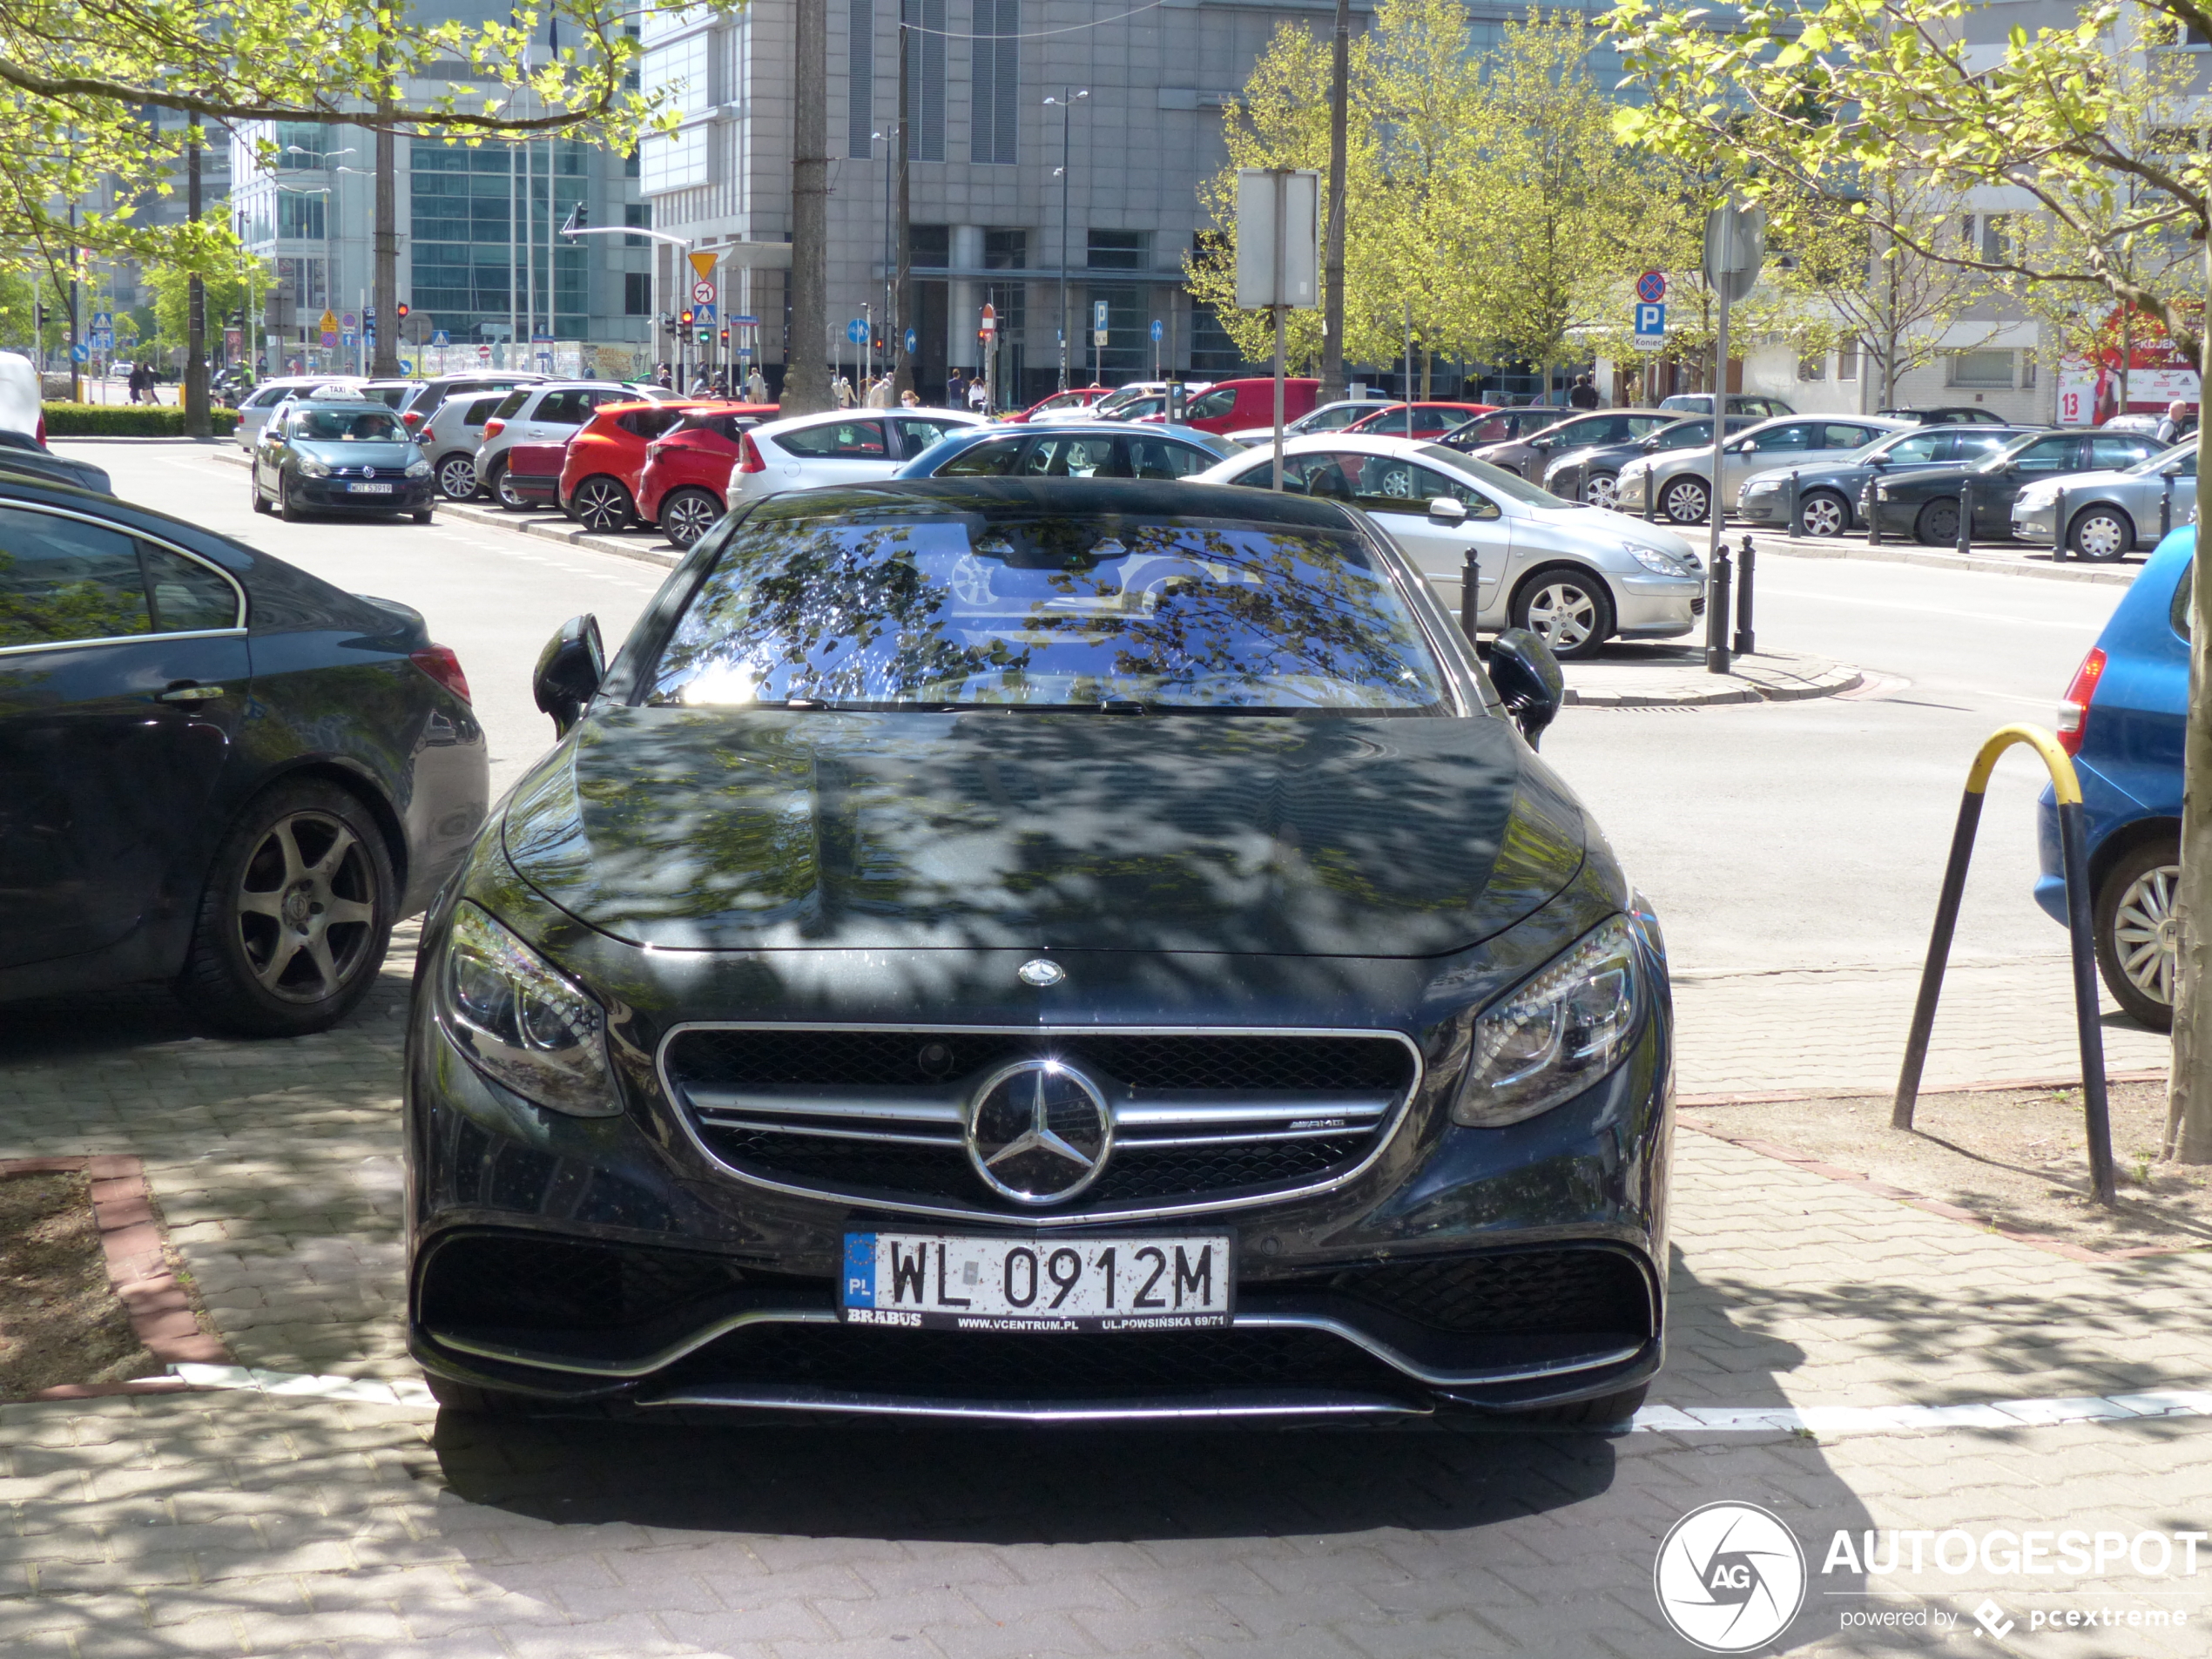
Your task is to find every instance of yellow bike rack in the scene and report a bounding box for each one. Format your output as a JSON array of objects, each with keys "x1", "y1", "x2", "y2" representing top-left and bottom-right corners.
[{"x1": 1892, "y1": 724, "x2": 2116, "y2": 1206}]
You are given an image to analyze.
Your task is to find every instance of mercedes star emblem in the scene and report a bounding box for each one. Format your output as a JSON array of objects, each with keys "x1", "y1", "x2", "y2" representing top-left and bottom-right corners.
[
  {"x1": 1018, "y1": 958, "x2": 1065, "y2": 988},
  {"x1": 965, "y1": 1058, "x2": 1112, "y2": 1204}
]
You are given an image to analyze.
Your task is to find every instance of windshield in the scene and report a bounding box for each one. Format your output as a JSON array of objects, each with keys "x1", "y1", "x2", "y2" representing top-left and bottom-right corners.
[
  {"x1": 1416, "y1": 444, "x2": 1568, "y2": 507},
  {"x1": 2132, "y1": 442, "x2": 2196, "y2": 475},
  {"x1": 292, "y1": 408, "x2": 408, "y2": 442},
  {"x1": 1978, "y1": 431, "x2": 2054, "y2": 470},
  {"x1": 1091, "y1": 387, "x2": 1154, "y2": 416},
  {"x1": 646, "y1": 505, "x2": 1451, "y2": 715}
]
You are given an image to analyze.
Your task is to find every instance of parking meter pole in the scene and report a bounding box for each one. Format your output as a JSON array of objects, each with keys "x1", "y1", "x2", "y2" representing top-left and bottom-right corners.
[
  {"x1": 1892, "y1": 725, "x2": 2116, "y2": 1207},
  {"x1": 1703, "y1": 283, "x2": 1731, "y2": 673},
  {"x1": 1706, "y1": 547, "x2": 1733, "y2": 675},
  {"x1": 2053, "y1": 486, "x2": 2067, "y2": 561},
  {"x1": 1460, "y1": 549, "x2": 1479, "y2": 645},
  {"x1": 1956, "y1": 478, "x2": 1973, "y2": 556},
  {"x1": 1733, "y1": 535, "x2": 1756, "y2": 657}
]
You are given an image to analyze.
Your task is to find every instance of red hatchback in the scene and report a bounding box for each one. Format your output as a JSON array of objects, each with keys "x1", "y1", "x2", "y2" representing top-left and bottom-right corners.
[
  {"x1": 1003, "y1": 386, "x2": 1109, "y2": 423},
  {"x1": 558, "y1": 400, "x2": 707, "y2": 532},
  {"x1": 635, "y1": 403, "x2": 779, "y2": 548},
  {"x1": 1344, "y1": 401, "x2": 1499, "y2": 439}
]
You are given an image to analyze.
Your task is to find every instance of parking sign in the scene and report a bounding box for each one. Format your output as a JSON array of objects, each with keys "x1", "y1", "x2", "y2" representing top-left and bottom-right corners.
[{"x1": 1633, "y1": 302, "x2": 1666, "y2": 351}]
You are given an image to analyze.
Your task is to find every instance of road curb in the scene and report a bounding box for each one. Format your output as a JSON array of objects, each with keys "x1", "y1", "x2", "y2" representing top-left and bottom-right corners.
[
  {"x1": 1564, "y1": 654, "x2": 1862, "y2": 709},
  {"x1": 1743, "y1": 529, "x2": 2141, "y2": 586}
]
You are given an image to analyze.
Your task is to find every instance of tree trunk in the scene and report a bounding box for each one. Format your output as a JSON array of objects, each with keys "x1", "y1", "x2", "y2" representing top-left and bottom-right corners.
[
  {"x1": 1319, "y1": 0, "x2": 1349, "y2": 404},
  {"x1": 785, "y1": 0, "x2": 831, "y2": 412},
  {"x1": 2163, "y1": 243, "x2": 2212, "y2": 1162},
  {"x1": 373, "y1": 97, "x2": 401, "y2": 377},
  {"x1": 184, "y1": 120, "x2": 209, "y2": 438}
]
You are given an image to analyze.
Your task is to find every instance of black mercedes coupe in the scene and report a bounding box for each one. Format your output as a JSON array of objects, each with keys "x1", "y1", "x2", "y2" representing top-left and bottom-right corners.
[{"x1": 403, "y1": 477, "x2": 1674, "y2": 1426}]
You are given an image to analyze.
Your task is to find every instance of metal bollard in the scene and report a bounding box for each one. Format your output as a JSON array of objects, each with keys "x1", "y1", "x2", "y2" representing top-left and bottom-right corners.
[
  {"x1": 1642, "y1": 472, "x2": 1655, "y2": 523},
  {"x1": 2162, "y1": 476, "x2": 2174, "y2": 541},
  {"x1": 1867, "y1": 483, "x2": 1884, "y2": 545},
  {"x1": 1733, "y1": 534, "x2": 1757, "y2": 657},
  {"x1": 1460, "y1": 547, "x2": 1480, "y2": 645},
  {"x1": 2052, "y1": 485, "x2": 2067, "y2": 561},
  {"x1": 1955, "y1": 477, "x2": 1974, "y2": 555},
  {"x1": 1705, "y1": 547, "x2": 1733, "y2": 675},
  {"x1": 1784, "y1": 469, "x2": 1800, "y2": 538}
]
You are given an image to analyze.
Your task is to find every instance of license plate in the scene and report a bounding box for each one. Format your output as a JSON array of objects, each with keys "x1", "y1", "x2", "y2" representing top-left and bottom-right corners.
[
  {"x1": 841, "y1": 1231, "x2": 1233, "y2": 1332},
  {"x1": 347, "y1": 482, "x2": 394, "y2": 494}
]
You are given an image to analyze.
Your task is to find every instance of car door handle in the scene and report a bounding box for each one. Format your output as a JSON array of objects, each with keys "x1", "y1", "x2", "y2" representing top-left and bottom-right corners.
[{"x1": 158, "y1": 682, "x2": 226, "y2": 703}]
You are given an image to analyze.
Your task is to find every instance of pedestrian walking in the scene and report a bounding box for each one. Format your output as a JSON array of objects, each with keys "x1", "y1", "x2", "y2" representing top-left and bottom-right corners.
[
  {"x1": 1568, "y1": 374, "x2": 1601, "y2": 410},
  {"x1": 967, "y1": 376, "x2": 991, "y2": 415},
  {"x1": 833, "y1": 374, "x2": 855, "y2": 408},
  {"x1": 866, "y1": 374, "x2": 894, "y2": 409},
  {"x1": 946, "y1": 369, "x2": 965, "y2": 408},
  {"x1": 653, "y1": 361, "x2": 673, "y2": 389},
  {"x1": 900, "y1": 388, "x2": 921, "y2": 408},
  {"x1": 2157, "y1": 400, "x2": 2192, "y2": 446},
  {"x1": 746, "y1": 366, "x2": 769, "y2": 403}
]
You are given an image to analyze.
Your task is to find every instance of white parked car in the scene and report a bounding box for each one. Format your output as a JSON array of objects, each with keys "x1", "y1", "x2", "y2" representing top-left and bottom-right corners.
[
  {"x1": 1224, "y1": 395, "x2": 1395, "y2": 446},
  {"x1": 1191, "y1": 434, "x2": 1705, "y2": 659},
  {"x1": 234, "y1": 376, "x2": 365, "y2": 449},
  {"x1": 730, "y1": 407, "x2": 990, "y2": 499},
  {"x1": 1615, "y1": 414, "x2": 1909, "y2": 525}
]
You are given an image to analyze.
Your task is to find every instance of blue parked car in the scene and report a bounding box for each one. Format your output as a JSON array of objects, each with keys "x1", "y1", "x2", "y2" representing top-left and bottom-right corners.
[
  {"x1": 2036, "y1": 528, "x2": 2190, "y2": 1028},
  {"x1": 895, "y1": 421, "x2": 1245, "y2": 481}
]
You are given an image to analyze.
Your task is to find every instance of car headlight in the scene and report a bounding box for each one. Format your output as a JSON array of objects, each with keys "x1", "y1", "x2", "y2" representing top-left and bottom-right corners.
[
  {"x1": 435, "y1": 902, "x2": 617, "y2": 1116},
  {"x1": 1452, "y1": 917, "x2": 1645, "y2": 1127},
  {"x1": 299, "y1": 456, "x2": 331, "y2": 477},
  {"x1": 1625, "y1": 543, "x2": 1691, "y2": 577},
  {"x1": 2014, "y1": 483, "x2": 2054, "y2": 509},
  {"x1": 1741, "y1": 477, "x2": 1777, "y2": 499},
  {"x1": 407, "y1": 457, "x2": 432, "y2": 478}
]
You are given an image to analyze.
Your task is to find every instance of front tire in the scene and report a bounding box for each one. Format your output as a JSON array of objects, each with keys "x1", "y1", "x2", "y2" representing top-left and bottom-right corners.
[
  {"x1": 1797, "y1": 489, "x2": 1850, "y2": 538},
  {"x1": 2068, "y1": 505, "x2": 2134, "y2": 563},
  {"x1": 659, "y1": 487, "x2": 724, "y2": 550},
  {"x1": 1659, "y1": 475, "x2": 1710, "y2": 525},
  {"x1": 1511, "y1": 563, "x2": 1615, "y2": 661},
  {"x1": 411, "y1": 507, "x2": 434, "y2": 524},
  {"x1": 435, "y1": 454, "x2": 478, "y2": 501},
  {"x1": 250, "y1": 476, "x2": 271, "y2": 515},
  {"x1": 491, "y1": 462, "x2": 529, "y2": 510},
  {"x1": 2094, "y1": 838, "x2": 2180, "y2": 1031},
  {"x1": 1915, "y1": 497, "x2": 1960, "y2": 546},
  {"x1": 176, "y1": 778, "x2": 395, "y2": 1038},
  {"x1": 278, "y1": 478, "x2": 305, "y2": 523},
  {"x1": 570, "y1": 475, "x2": 635, "y2": 534},
  {"x1": 1584, "y1": 471, "x2": 1620, "y2": 509}
]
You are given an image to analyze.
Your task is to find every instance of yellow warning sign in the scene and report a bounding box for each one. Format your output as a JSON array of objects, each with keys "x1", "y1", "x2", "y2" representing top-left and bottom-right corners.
[
  {"x1": 318, "y1": 308, "x2": 340, "y2": 334},
  {"x1": 687, "y1": 250, "x2": 718, "y2": 282}
]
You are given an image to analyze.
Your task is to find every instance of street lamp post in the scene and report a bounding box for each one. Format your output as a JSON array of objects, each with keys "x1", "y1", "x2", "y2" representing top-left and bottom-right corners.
[
  {"x1": 872, "y1": 129, "x2": 894, "y2": 391},
  {"x1": 1044, "y1": 89, "x2": 1087, "y2": 391},
  {"x1": 559, "y1": 216, "x2": 694, "y2": 380}
]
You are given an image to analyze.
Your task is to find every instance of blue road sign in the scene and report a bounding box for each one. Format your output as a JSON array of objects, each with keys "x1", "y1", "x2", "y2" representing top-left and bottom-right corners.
[
  {"x1": 847, "y1": 319, "x2": 868, "y2": 345},
  {"x1": 1635, "y1": 270, "x2": 1668, "y2": 305},
  {"x1": 1150, "y1": 319, "x2": 1164, "y2": 342},
  {"x1": 89, "y1": 330, "x2": 112, "y2": 350},
  {"x1": 695, "y1": 301, "x2": 716, "y2": 322},
  {"x1": 731, "y1": 314, "x2": 760, "y2": 327},
  {"x1": 342, "y1": 332, "x2": 356, "y2": 349},
  {"x1": 91, "y1": 310, "x2": 112, "y2": 330},
  {"x1": 431, "y1": 329, "x2": 449, "y2": 347},
  {"x1": 1633, "y1": 302, "x2": 1666, "y2": 346},
  {"x1": 70, "y1": 343, "x2": 87, "y2": 362},
  {"x1": 904, "y1": 327, "x2": 918, "y2": 354}
]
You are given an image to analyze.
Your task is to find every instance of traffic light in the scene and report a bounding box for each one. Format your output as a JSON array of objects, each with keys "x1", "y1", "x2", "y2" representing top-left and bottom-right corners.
[
  {"x1": 718, "y1": 327, "x2": 729, "y2": 347},
  {"x1": 679, "y1": 307, "x2": 694, "y2": 327},
  {"x1": 226, "y1": 309, "x2": 244, "y2": 328},
  {"x1": 395, "y1": 302, "x2": 409, "y2": 322}
]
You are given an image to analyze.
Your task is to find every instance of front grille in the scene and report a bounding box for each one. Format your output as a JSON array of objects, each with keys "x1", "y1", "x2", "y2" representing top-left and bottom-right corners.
[
  {"x1": 667, "y1": 1322, "x2": 1413, "y2": 1400},
  {"x1": 419, "y1": 1232, "x2": 806, "y2": 1332},
  {"x1": 1277, "y1": 1249, "x2": 1650, "y2": 1339},
  {"x1": 663, "y1": 1027, "x2": 1418, "y2": 1216}
]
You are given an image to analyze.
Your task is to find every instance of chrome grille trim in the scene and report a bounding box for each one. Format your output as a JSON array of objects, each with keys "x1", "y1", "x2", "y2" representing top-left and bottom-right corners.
[{"x1": 655, "y1": 1022, "x2": 1426, "y2": 1226}]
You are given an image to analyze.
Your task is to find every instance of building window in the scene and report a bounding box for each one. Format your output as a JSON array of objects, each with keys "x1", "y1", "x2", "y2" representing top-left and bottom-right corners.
[
  {"x1": 625, "y1": 272, "x2": 652, "y2": 315},
  {"x1": 625, "y1": 203, "x2": 651, "y2": 246},
  {"x1": 624, "y1": 149, "x2": 641, "y2": 179},
  {"x1": 277, "y1": 192, "x2": 326, "y2": 239},
  {"x1": 985, "y1": 279, "x2": 1025, "y2": 341},
  {"x1": 971, "y1": 0, "x2": 1018, "y2": 165},
  {"x1": 1190, "y1": 301, "x2": 1249, "y2": 374},
  {"x1": 904, "y1": 0, "x2": 947, "y2": 162},
  {"x1": 909, "y1": 224, "x2": 949, "y2": 268},
  {"x1": 1946, "y1": 348, "x2": 2015, "y2": 388},
  {"x1": 1087, "y1": 229, "x2": 1148, "y2": 270},
  {"x1": 273, "y1": 123, "x2": 328, "y2": 170},
  {"x1": 984, "y1": 228, "x2": 1027, "y2": 269},
  {"x1": 642, "y1": 124, "x2": 707, "y2": 193},
  {"x1": 848, "y1": 0, "x2": 874, "y2": 159},
  {"x1": 1838, "y1": 339, "x2": 1860, "y2": 381},
  {"x1": 412, "y1": 141, "x2": 590, "y2": 341}
]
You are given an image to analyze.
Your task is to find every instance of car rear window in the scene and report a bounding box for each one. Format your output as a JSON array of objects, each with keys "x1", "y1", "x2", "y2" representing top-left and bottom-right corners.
[
  {"x1": 645, "y1": 503, "x2": 1450, "y2": 715},
  {"x1": 490, "y1": 389, "x2": 530, "y2": 420},
  {"x1": 778, "y1": 419, "x2": 887, "y2": 458},
  {"x1": 462, "y1": 395, "x2": 502, "y2": 426}
]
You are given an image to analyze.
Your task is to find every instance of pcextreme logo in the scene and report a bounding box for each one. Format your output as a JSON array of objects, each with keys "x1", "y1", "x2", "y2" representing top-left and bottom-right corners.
[{"x1": 1654, "y1": 1502, "x2": 1810, "y2": 1652}]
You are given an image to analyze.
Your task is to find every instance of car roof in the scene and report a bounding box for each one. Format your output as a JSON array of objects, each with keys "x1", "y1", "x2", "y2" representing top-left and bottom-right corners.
[
  {"x1": 749, "y1": 475, "x2": 1365, "y2": 529},
  {"x1": 756, "y1": 406, "x2": 982, "y2": 436}
]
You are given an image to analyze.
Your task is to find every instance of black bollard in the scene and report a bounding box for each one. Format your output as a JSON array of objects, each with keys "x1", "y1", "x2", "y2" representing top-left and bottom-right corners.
[
  {"x1": 1733, "y1": 533, "x2": 1757, "y2": 657},
  {"x1": 1705, "y1": 547, "x2": 1733, "y2": 675},
  {"x1": 2162, "y1": 476, "x2": 2174, "y2": 541},
  {"x1": 2052, "y1": 485, "x2": 2067, "y2": 561},
  {"x1": 1642, "y1": 471, "x2": 1655, "y2": 523},
  {"x1": 1784, "y1": 469, "x2": 1800, "y2": 538},
  {"x1": 1955, "y1": 477, "x2": 1973, "y2": 555},
  {"x1": 1460, "y1": 547, "x2": 1480, "y2": 644},
  {"x1": 1867, "y1": 482, "x2": 1884, "y2": 545}
]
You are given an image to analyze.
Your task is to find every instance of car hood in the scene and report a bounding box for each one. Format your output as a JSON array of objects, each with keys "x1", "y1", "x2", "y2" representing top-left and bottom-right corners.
[
  {"x1": 502, "y1": 706, "x2": 1588, "y2": 955},
  {"x1": 2015, "y1": 466, "x2": 2148, "y2": 497},
  {"x1": 1519, "y1": 507, "x2": 1696, "y2": 559},
  {"x1": 292, "y1": 439, "x2": 419, "y2": 466}
]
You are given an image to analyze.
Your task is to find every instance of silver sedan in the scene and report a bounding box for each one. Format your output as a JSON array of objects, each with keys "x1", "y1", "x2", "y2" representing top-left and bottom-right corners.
[{"x1": 2010, "y1": 442, "x2": 2196, "y2": 560}]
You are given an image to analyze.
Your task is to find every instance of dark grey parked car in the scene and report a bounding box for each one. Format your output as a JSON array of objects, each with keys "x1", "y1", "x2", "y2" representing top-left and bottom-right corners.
[
  {"x1": 1735, "y1": 424, "x2": 2035, "y2": 537},
  {"x1": 1459, "y1": 410, "x2": 1676, "y2": 491},
  {"x1": 1540, "y1": 415, "x2": 1757, "y2": 510}
]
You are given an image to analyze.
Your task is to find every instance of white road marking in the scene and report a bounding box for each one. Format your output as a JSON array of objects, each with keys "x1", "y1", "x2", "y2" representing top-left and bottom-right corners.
[
  {"x1": 1754, "y1": 586, "x2": 2107, "y2": 631},
  {"x1": 160, "y1": 1363, "x2": 2212, "y2": 1435}
]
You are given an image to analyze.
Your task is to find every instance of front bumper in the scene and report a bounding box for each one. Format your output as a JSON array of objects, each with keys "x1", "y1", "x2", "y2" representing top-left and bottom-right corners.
[
  {"x1": 403, "y1": 875, "x2": 1673, "y2": 1423},
  {"x1": 1612, "y1": 576, "x2": 1703, "y2": 639},
  {"x1": 292, "y1": 474, "x2": 435, "y2": 511}
]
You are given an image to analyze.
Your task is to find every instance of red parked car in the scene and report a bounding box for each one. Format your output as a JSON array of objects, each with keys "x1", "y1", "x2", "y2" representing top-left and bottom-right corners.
[
  {"x1": 1003, "y1": 386, "x2": 1110, "y2": 423},
  {"x1": 557, "y1": 400, "x2": 707, "y2": 533},
  {"x1": 635, "y1": 403, "x2": 779, "y2": 548},
  {"x1": 1137, "y1": 377, "x2": 1321, "y2": 435},
  {"x1": 496, "y1": 442, "x2": 569, "y2": 510},
  {"x1": 1344, "y1": 401, "x2": 1499, "y2": 439}
]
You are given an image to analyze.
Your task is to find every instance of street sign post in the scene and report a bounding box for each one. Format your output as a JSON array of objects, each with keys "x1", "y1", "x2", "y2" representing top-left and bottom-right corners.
[
  {"x1": 691, "y1": 279, "x2": 717, "y2": 306},
  {"x1": 431, "y1": 329, "x2": 449, "y2": 347},
  {"x1": 847, "y1": 319, "x2": 868, "y2": 344},
  {"x1": 1699, "y1": 201, "x2": 1767, "y2": 673},
  {"x1": 1633, "y1": 303, "x2": 1667, "y2": 352},
  {"x1": 1233, "y1": 166, "x2": 1322, "y2": 490},
  {"x1": 688, "y1": 250, "x2": 718, "y2": 283}
]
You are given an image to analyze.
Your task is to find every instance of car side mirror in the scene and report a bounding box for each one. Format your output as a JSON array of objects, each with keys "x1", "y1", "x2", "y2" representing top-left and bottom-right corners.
[
  {"x1": 534, "y1": 613, "x2": 604, "y2": 736},
  {"x1": 1487, "y1": 626, "x2": 1565, "y2": 750},
  {"x1": 1427, "y1": 496, "x2": 1467, "y2": 523}
]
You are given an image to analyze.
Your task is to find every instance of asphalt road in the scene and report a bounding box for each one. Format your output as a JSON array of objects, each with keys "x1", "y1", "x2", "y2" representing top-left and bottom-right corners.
[{"x1": 71, "y1": 439, "x2": 2124, "y2": 980}]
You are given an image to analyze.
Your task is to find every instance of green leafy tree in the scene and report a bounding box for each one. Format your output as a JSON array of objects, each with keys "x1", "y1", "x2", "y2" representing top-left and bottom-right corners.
[{"x1": 1611, "y1": 0, "x2": 2212, "y2": 1159}]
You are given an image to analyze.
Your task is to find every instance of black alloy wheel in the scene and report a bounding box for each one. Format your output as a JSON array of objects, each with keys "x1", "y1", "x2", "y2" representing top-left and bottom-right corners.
[
  {"x1": 658, "y1": 487, "x2": 724, "y2": 550},
  {"x1": 1660, "y1": 475, "x2": 1710, "y2": 525},
  {"x1": 2068, "y1": 505, "x2": 2134, "y2": 563},
  {"x1": 1914, "y1": 498, "x2": 1960, "y2": 546},
  {"x1": 178, "y1": 778, "x2": 395, "y2": 1036},
  {"x1": 1796, "y1": 489, "x2": 1850, "y2": 538},
  {"x1": 1510, "y1": 563, "x2": 1615, "y2": 661},
  {"x1": 570, "y1": 475, "x2": 635, "y2": 534},
  {"x1": 435, "y1": 454, "x2": 478, "y2": 500}
]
